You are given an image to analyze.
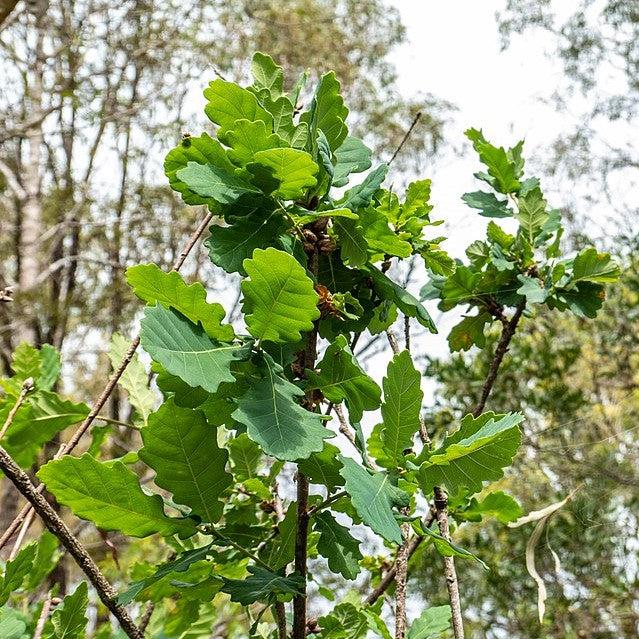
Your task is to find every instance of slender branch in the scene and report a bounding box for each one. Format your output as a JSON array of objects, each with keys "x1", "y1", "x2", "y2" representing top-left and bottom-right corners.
[
  {"x1": 0, "y1": 377, "x2": 34, "y2": 440},
  {"x1": 433, "y1": 488, "x2": 464, "y2": 638},
  {"x1": 209, "y1": 529, "x2": 273, "y2": 571},
  {"x1": 293, "y1": 247, "x2": 320, "y2": 639},
  {"x1": 473, "y1": 300, "x2": 526, "y2": 417},
  {"x1": 394, "y1": 519, "x2": 410, "y2": 639},
  {"x1": 138, "y1": 602, "x2": 155, "y2": 635},
  {"x1": 0, "y1": 211, "x2": 214, "y2": 553},
  {"x1": 388, "y1": 112, "x2": 422, "y2": 165},
  {"x1": 32, "y1": 596, "x2": 61, "y2": 639},
  {"x1": 0, "y1": 445, "x2": 144, "y2": 639},
  {"x1": 275, "y1": 602, "x2": 287, "y2": 639}
]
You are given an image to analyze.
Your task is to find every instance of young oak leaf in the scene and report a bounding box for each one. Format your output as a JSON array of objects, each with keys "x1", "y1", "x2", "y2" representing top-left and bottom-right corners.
[
  {"x1": 339, "y1": 456, "x2": 409, "y2": 545},
  {"x1": 139, "y1": 400, "x2": 232, "y2": 525},
  {"x1": 241, "y1": 247, "x2": 320, "y2": 344},
  {"x1": 37, "y1": 454, "x2": 196, "y2": 538},
  {"x1": 306, "y1": 334, "x2": 381, "y2": 423},
  {"x1": 418, "y1": 412, "x2": 524, "y2": 495},
  {"x1": 126, "y1": 263, "x2": 234, "y2": 341},
  {"x1": 232, "y1": 353, "x2": 332, "y2": 461}
]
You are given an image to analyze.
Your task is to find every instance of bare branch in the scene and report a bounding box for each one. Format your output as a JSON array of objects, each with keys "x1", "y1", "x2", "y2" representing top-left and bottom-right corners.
[{"x1": 0, "y1": 444, "x2": 144, "y2": 639}]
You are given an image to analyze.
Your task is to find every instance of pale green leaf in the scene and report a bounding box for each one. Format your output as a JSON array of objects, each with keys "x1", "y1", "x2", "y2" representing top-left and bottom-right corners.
[
  {"x1": 249, "y1": 148, "x2": 318, "y2": 200},
  {"x1": 339, "y1": 164, "x2": 388, "y2": 211},
  {"x1": 233, "y1": 353, "x2": 332, "y2": 461},
  {"x1": 126, "y1": 263, "x2": 234, "y2": 341},
  {"x1": 332, "y1": 137, "x2": 372, "y2": 187},
  {"x1": 164, "y1": 133, "x2": 235, "y2": 208},
  {"x1": 0, "y1": 544, "x2": 36, "y2": 605},
  {"x1": 37, "y1": 454, "x2": 196, "y2": 538},
  {"x1": 140, "y1": 400, "x2": 232, "y2": 524},
  {"x1": 307, "y1": 334, "x2": 381, "y2": 422},
  {"x1": 108, "y1": 334, "x2": 156, "y2": 423},
  {"x1": 407, "y1": 605, "x2": 452, "y2": 639},
  {"x1": 228, "y1": 433, "x2": 262, "y2": 481},
  {"x1": 339, "y1": 456, "x2": 409, "y2": 544},
  {"x1": 572, "y1": 248, "x2": 620, "y2": 284},
  {"x1": 203, "y1": 79, "x2": 273, "y2": 137},
  {"x1": 242, "y1": 247, "x2": 320, "y2": 344},
  {"x1": 225, "y1": 119, "x2": 285, "y2": 167},
  {"x1": 448, "y1": 312, "x2": 492, "y2": 352},
  {"x1": 140, "y1": 304, "x2": 247, "y2": 394}
]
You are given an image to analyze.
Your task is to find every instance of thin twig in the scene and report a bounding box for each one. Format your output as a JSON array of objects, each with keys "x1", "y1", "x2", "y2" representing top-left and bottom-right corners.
[
  {"x1": 0, "y1": 377, "x2": 34, "y2": 440},
  {"x1": 32, "y1": 596, "x2": 61, "y2": 639},
  {"x1": 138, "y1": 601, "x2": 155, "y2": 634},
  {"x1": 473, "y1": 300, "x2": 526, "y2": 417},
  {"x1": 0, "y1": 211, "x2": 214, "y2": 553},
  {"x1": 394, "y1": 518, "x2": 410, "y2": 639},
  {"x1": 388, "y1": 112, "x2": 422, "y2": 165},
  {"x1": 0, "y1": 445, "x2": 144, "y2": 639}
]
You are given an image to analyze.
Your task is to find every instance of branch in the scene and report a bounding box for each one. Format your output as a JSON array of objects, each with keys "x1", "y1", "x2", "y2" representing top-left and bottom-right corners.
[
  {"x1": 0, "y1": 377, "x2": 34, "y2": 440},
  {"x1": 388, "y1": 112, "x2": 422, "y2": 165},
  {"x1": 472, "y1": 300, "x2": 526, "y2": 417},
  {"x1": 0, "y1": 445, "x2": 144, "y2": 639},
  {"x1": 293, "y1": 246, "x2": 321, "y2": 639},
  {"x1": 0, "y1": 211, "x2": 214, "y2": 552},
  {"x1": 32, "y1": 596, "x2": 61, "y2": 639}
]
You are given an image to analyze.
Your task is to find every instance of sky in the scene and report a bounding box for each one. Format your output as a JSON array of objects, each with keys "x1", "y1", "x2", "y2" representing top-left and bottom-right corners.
[{"x1": 391, "y1": 0, "x2": 565, "y2": 248}]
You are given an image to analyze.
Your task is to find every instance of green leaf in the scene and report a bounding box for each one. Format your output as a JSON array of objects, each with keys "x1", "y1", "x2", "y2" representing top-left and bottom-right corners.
[
  {"x1": 221, "y1": 566, "x2": 304, "y2": 605},
  {"x1": 206, "y1": 209, "x2": 286, "y2": 276},
  {"x1": 37, "y1": 454, "x2": 196, "y2": 538},
  {"x1": 466, "y1": 128, "x2": 521, "y2": 194},
  {"x1": 248, "y1": 148, "x2": 318, "y2": 200},
  {"x1": 47, "y1": 582, "x2": 88, "y2": 639},
  {"x1": 333, "y1": 218, "x2": 368, "y2": 267},
  {"x1": 317, "y1": 602, "x2": 369, "y2": 639},
  {"x1": 307, "y1": 334, "x2": 381, "y2": 422},
  {"x1": 225, "y1": 119, "x2": 286, "y2": 167},
  {"x1": 460, "y1": 491, "x2": 523, "y2": 524},
  {"x1": 339, "y1": 456, "x2": 409, "y2": 544},
  {"x1": 0, "y1": 610, "x2": 26, "y2": 639},
  {"x1": 332, "y1": 137, "x2": 372, "y2": 187},
  {"x1": 314, "y1": 511, "x2": 362, "y2": 580},
  {"x1": 118, "y1": 544, "x2": 213, "y2": 605},
  {"x1": 301, "y1": 71, "x2": 349, "y2": 152},
  {"x1": 108, "y1": 334, "x2": 156, "y2": 423},
  {"x1": 140, "y1": 400, "x2": 232, "y2": 525},
  {"x1": 572, "y1": 248, "x2": 620, "y2": 283},
  {"x1": 233, "y1": 353, "x2": 332, "y2": 461},
  {"x1": 27, "y1": 532, "x2": 59, "y2": 590},
  {"x1": 251, "y1": 52, "x2": 284, "y2": 97},
  {"x1": 407, "y1": 605, "x2": 452, "y2": 639},
  {"x1": 448, "y1": 312, "x2": 492, "y2": 352},
  {"x1": 263, "y1": 504, "x2": 297, "y2": 570},
  {"x1": 516, "y1": 187, "x2": 548, "y2": 245},
  {"x1": 228, "y1": 433, "x2": 262, "y2": 481},
  {"x1": 421, "y1": 524, "x2": 489, "y2": 570},
  {"x1": 339, "y1": 164, "x2": 388, "y2": 211},
  {"x1": 439, "y1": 266, "x2": 481, "y2": 309},
  {"x1": 298, "y1": 443, "x2": 344, "y2": 492},
  {"x1": 126, "y1": 263, "x2": 234, "y2": 341},
  {"x1": 418, "y1": 412, "x2": 524, "y2": 495},
  {"x1": 462, "y1": 191, "x2": 511, "y2": 218},
  {"x1": 3, "y1": 392, "x2": 89, "y2": 468},
  {"x1": 377, "y1": 350, "x2": 423, "y2": 467},
  {"x1": 38, "y1": 344, "x2": 61, "y2": 391},
  {"x1": 175, "y1": 162, "x2": 261, "y2": 205},
  {"x1": 367, "y1": 267, "x2": 437, "y2": 333},
  {"x1": 359, "y1": 207, "x2": 412, "y2": 259},
  {"x1": 140, "y1": 305, "x2": 247, "y2": 394},
  {"x1": 516, "y1": 275, "x2": 548, "y2": 304},
  {"x1": 0, "y1": 543, "x2": 36, "y2": 605},
  {"x1": 203, "y1": 79, "x2": 273, "y2": 137},
  {"x1": 242, "y1": 247, "x2": 320, "y2": 344},
  {"x1": 164, "y1": 133, "x2": 236, "y2": 208}
]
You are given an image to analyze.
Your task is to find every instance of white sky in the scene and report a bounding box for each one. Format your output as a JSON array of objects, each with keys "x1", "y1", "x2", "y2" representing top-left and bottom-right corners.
[{"x1": 391, "y1": 0, "x2": 566, "y2": 251}]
